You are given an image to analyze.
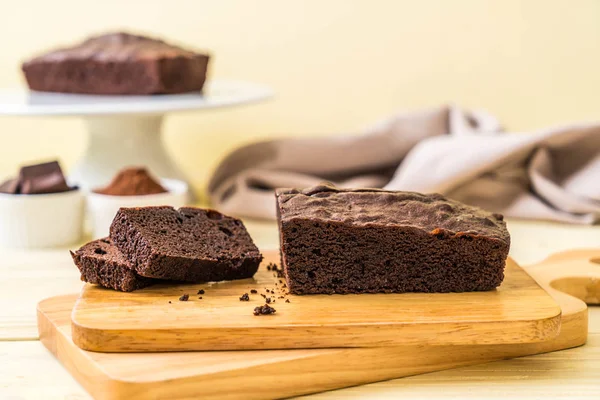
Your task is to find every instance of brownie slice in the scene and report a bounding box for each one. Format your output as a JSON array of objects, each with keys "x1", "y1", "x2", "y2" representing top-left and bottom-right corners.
[
  {"x1": 110, "y1": 206, "x2": 262, "y2": 282},
  {"x1": 70, "y1": 238, "x2": 156, "y2": 292},
  {"x1": 22, "y1": 32, "x2": 210, "y2": 95},
  {"x1": 276, "y1": 184, "x2": 510, "y2": 295}
]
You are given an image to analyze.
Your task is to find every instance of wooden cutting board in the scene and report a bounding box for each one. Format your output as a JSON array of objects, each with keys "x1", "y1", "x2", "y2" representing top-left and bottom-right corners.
[
  {"x1": 70, "y1": 252, "x2": 561, "y2": 352},
  {"x1": 38, "y1": 249, "x2": 598, "y2": 400}
]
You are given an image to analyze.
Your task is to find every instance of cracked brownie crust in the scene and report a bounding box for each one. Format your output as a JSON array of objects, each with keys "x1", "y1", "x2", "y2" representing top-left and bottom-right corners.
[{"x1": 276, "y1": 184, "x2": 510, "y2": 295}]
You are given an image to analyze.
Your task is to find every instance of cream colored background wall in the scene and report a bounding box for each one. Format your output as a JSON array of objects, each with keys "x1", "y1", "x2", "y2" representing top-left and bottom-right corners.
[{"x1": 0, "y1": 0, "x2": 599, "y2": 197}]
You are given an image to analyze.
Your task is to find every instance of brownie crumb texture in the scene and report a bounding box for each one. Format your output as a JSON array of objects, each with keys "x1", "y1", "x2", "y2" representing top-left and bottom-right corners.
[
  {"x1": 253, "y1": 304, "x2": 276, "y2": 316},
  {"x1": 109, "y1": 206, "x2": 263, "y2": 282},
  {"x1": 179, "y1": 294, "x2": 189, "y2": 301},
  {"x1": 70, "y1": 238, "x2": 156, "y2": 292},
  {"x1": 276, "y1": 184, "x2": 510, "y2": 295}
]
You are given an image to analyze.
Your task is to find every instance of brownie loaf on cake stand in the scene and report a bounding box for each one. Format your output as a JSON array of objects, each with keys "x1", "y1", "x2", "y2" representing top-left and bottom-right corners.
[
  {"x1": 0, "y1": 32, "x2": 272, "y2": 190},
  {"x1": 22, "y1": 32, "x2": 210, "y2": 95},
  {"x1": 276, "y1": 184, "x2": 510, "y2": 295}
]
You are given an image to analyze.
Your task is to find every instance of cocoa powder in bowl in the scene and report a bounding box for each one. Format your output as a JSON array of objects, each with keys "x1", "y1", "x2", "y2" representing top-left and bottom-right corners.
[{"x1": 94, "y1": 167, "x2": 167, "y2": 196}]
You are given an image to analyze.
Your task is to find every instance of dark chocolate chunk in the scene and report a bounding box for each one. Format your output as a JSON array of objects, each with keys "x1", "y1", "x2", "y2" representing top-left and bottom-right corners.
[
  {"x1": 265, "y1": 297, "x2": 271, "y2": 304},
  {"x1": 239, "y1": 293, "x2": 250, "y2": 301},
  {"x1": 0, "y1": 178, "x2": 18, "y2": 194},
  {"x1": 179, "y1": 294, "x2": 189, "y2": 301},
  {"x1": 1, "y1": 161, "x2": 74, "y2": 195},
  {"x1": 19, "y1": 161, "x2": 71, "y2": 194},
  {"x1": 250, "y1": 289, "x2": 258, "y2": 294},
  {"x1": 197, "y1": 289, "x2": 205, "y2": 295}
]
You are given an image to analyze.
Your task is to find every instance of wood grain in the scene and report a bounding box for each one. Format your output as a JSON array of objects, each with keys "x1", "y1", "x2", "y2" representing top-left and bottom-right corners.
[
  {"x1": 70, "y1": 253, "x2": 561, "y2": 352},
  {"x1": 38, "y1": 249, "x2": 599, "y2": 400}
]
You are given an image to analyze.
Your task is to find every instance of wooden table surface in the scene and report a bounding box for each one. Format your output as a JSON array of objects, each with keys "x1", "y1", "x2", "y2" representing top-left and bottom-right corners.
[{"x1": 1, "y1": 218, "x2": 600, "y2": 399}]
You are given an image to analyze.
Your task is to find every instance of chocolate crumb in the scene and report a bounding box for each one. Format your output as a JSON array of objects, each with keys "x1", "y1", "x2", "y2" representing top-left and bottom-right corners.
[
  {"x1": 250, "y1": 289, "x2": 258, "y2": 294},
  {"x1": 198, "y1": 296, "x2": 203, "y2": 299},
  {"x1": 267, "y1": 264, "x2": 272, "y2": 271},
  {"x1": 266, "y1": 297, "x2": 272, "y2": 304},
  {"x1": 197, "y1": 289, "x2": 205, "y2": 295},
  {"x1": 260, "y1": 293, "x2": 266, "y2": 298},
  {"x1": 492, "y1": 213, "x2": 504, "y2": 221},
  {"x1": 169, "y1": 301, "x2": 172, "y2": 304},
  {"x1": 285, "y1": 299, "x2": 290, "y2": 303},
  {"x1": 240, "y1": 293, "x2": 250, "y2": 301},
  {"x1": 253, "y1": 304, "x2": 276, "y2": 316},
  {"x1": 179, "y1": 294, "x2": 189, "y2": 301}
]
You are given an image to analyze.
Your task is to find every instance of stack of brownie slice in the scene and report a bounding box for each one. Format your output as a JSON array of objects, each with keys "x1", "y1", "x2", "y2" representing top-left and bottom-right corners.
[{"x1": 71, "y1": 206, "x2": 262, "y2": 292}]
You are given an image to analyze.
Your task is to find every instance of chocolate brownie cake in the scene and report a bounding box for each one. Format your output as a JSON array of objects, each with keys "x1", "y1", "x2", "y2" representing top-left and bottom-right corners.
[
  {"x1": 71, "y1": 238, "x2": 155, "y2": 292},
  {"x1": 22, "y1": 32, "x2": 210, "y2": 95},
  {"x1": 276, "y1": 184, "x2": 510, "y2": 295},
  {"x1": 110, "y1": 206, "x2": 262, "y2": 282}
]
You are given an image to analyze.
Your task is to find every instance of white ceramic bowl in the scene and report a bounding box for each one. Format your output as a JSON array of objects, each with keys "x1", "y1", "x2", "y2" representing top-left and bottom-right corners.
[
  {"x1": 87, "y1": 178, "x2": 189, "y2": 239},
  {"x1": 0, "y1": 189, "x2": 84, "y2": 248}
]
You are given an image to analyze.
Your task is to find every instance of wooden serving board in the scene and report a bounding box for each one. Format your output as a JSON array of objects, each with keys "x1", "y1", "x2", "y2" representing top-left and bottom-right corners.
[
  {"x1": 38, "y1": 249, "x2": 599, "y2": 400},
  {"x1": 70, "y1": 252, "x2": 561, "y2": 352}
]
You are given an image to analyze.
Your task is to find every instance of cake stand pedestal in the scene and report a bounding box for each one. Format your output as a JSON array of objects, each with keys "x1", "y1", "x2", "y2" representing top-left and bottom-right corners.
[
  {"x1": 0, "y1": 80, "x2": 272, "y2": 191},
  {"x1": 73, "y1": 115, "x2": 177, "y2": 187}
]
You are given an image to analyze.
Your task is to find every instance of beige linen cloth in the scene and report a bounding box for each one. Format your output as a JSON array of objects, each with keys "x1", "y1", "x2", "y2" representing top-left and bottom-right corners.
[{"x1": 208, "y1": 107, "x2": 600, "y2": 224}]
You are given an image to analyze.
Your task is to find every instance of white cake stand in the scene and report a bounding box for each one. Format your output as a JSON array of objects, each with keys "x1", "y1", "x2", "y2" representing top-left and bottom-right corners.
[{"x1": 0, "y1": 80, "x2": 272, "y2": 191}]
